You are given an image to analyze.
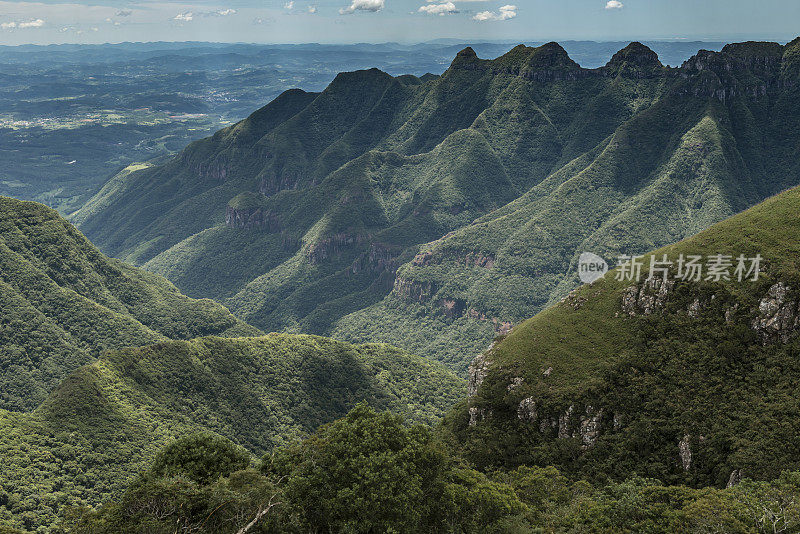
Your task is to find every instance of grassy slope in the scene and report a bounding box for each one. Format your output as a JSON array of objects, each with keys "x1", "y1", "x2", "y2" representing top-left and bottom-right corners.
[
  {"x1": 445, "y1": 184, "x2": 800, "y2": 487},
  {"x1": 0, "y1": 334, "x2": 465, "y2": 531},
  {"x1": 0, "y1": 196, "x2": 259, "y2": 412}
]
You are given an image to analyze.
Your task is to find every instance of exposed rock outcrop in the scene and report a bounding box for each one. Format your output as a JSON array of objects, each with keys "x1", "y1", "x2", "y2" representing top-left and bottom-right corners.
[
  {"x1": 225, "y1": 206, "x2": 282, "y2": 231},
  {"x1": 507, "y1": 377, "x2": 524, "y2": 391},
  {"x1": 621, "y1": 277, "x2": 674, "y2": 316},
  {"x1": 350, "y1": 243, "x2": 400, "y2": 275},
  {"x1": 467, "y1": 352, "x2": 491, "y2": 397},
  {"x1": 440, "y1": 298, "x2": 467, "y2": 319},
  {"x1": 517, "y1": 397, "x2": 537, "y2": 423},
  {"x1": 679, "y1": 434, "x2": 693, "y2": 470},
  {"x1": 579, "y1": 407, "x2": 603, "y2": 448},
  {"x1": 195, "y1": 159, "x2": 229, "y2": 182},
  {"x1": 258, "y1": 169, "x2": 305, "y2": 196},
  {"x1": 468, "y1": 406, "x2": 483, "y2": 426},
  {"x1": 727, "y1": 469, "x2": 742, "y2": 488},
  {"x1": 410, "y1": 249, "x2": 495, "y2": 269},
  {"x1": 558, "y1": 405, "x2": 574, "y2": 439},
  {"x1": 678, "y1": 45, "x2": 789, "y2": 102},
  {"x1": 393, "y1": 277, "x2": 437, "y2": 302},
  {"x1": 752, "y1": 282, "x2": 800, "y2": 342},
  {"x1": 307, "y1": 233, "x2": 366, "y2": 264}
]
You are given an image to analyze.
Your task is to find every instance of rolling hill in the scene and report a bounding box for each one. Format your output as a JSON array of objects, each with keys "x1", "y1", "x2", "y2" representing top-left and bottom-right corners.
[
  {"x1": 0, "y1": 334, "x2": 464, "y2": 531},
  {"x1": 445, "y1": 184, "x2": 800, "y2": 488},
  {"x1": 72, "y1": 38, "x2": 800, "y2": 371},
  {"x1": 0, "y1": 196, "x2": 258, "y2": 412}
]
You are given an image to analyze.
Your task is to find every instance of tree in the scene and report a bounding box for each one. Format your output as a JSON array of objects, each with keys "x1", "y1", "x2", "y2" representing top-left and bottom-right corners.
[
  {"x1": 149, "y1": 432, "x2": 250, "y2": 485},
  {"x1": 263, "y1": 403, "x2": 530, "y2": 533}
]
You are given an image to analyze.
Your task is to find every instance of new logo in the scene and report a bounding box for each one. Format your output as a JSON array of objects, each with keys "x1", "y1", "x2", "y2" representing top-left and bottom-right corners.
[{"x1": 578, "y1": 252, "x2": 608, "y2": 283}]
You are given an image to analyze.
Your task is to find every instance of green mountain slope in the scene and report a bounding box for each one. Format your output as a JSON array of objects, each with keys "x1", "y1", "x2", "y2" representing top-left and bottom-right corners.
[
  {"x1": 0, "y1": 196, "x2": 259, "y2": 412},
  {"x1": 333, "y1": 39, "x2": 800, "y2": 371},
  {"x1": 73, "y1": 39, "x2": 800, "y2": 371},
  {"x1": 445, "y1": 184, "x2": 800, "y2": 488},
  {"x1": 0, "y1": 334, "x2": 464, "y2": 531}
]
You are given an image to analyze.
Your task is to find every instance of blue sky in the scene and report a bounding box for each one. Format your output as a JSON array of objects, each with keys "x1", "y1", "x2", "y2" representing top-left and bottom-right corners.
[{"x1": 0, "y1": 0, "x2": 798, "y2": 45}]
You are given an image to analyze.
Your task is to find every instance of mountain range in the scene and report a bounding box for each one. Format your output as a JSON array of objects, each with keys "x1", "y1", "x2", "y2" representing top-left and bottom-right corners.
[
  {"x1": 72, "y1": 38, "x2": 800, "y2": 372},
  {"x1": 1, "y1": 36, "x2": 800, "y2": 533}
]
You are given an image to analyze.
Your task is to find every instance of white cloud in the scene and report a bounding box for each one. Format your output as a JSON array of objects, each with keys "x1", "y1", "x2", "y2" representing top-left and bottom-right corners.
[
  {"x1": 339, "y1": 0, "x2": 384, "y2": 14},
  {"x1": 308, "y1": 5, "x2": 317, "y2": 13},
  {"x1": 473, "y1": 4, "x2": 516, "y2": 21},
  {"x1": 284, "y1": 1, "x2": 294, "y2": 8},
  {"x1": 418, "y1": 1, "x2": 456, "y2": 15},
  {"x1": 174, "y1": 9, "x2": 235, "y2": 22},
  {"x1": 20, "y1": 18, "x2": 45, "y2": 28},
  {"x1": 3, "y1": 18, "x2": 45, "y2": 29},
  {"x1": 605, "y1": 0, "x2": 623, "y2": 8}
]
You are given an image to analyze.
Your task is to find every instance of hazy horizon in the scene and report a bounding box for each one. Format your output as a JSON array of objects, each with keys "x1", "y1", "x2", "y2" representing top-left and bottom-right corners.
[{"x1": 0, "y1": 0, "x2": 798, "y2": 46}]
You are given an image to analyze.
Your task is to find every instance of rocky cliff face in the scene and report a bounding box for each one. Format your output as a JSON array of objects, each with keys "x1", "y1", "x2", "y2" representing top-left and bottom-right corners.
[
  {"x1": 258, "y1": 168, "x2": 306, "y2": 196},
  {"x1": 393, "y1": 276, "x2": 437, "y2": 303},
  {"x1": 619, "y1": 277, "x2": 800, "y2": 344},
  {"x1": 752, "y1": 282, "x2": 800, "y2": 343},
  {"x1": 194, "y1": 158, "x2": 230, "y2": 182},
  {"x1": 463, "y1": 273, "x2": 800, "y2": 473},
  {"x1": 306, "y1": 233, "x2": 367, "y2": 264},
  {"x1": 678, "y1": 44, "x2": 790, "y2": 101},
  {"x1": 621, "y1": 277, "x2": 675, "y2": 316},
  {"x1": 349, "y1": 242, "x2": 401, "y2": 275},
  {"x1": 225, "y1": 206, "x2": 282, "y2": 231}
]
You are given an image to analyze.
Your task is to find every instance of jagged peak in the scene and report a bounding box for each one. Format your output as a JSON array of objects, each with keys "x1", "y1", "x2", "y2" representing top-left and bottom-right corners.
[
  {"x1": 457, "y1": 46, "x2": 478, "y2": 58},
  {"x1": 607, "y1": 42, "x2": 661, "y2": 67},
  {"x1": 604, "y1": 41, "x2": 662, "y2": 77},
  {"x1": 449, "y1": 46, "x2": 481, "y2": 68},
  {"x1": 484, "y1": 42, "x2": 581, "y2": 76},
  {"x1": 446, "y1": 42, "x2": 590, "y2": 82}
]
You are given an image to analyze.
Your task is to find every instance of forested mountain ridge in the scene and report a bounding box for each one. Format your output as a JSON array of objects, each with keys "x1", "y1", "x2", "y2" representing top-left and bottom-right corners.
[
  {"x1": 73, "y1": 38, "x2": 800, "y2": 370},
  {"x1": 0, "y1": 196, "x2": 259, "y2": 412},
  {"x1": 0, "y1": 334, "x2": 464, "y2": 531},
  {"x1": 446, "y1": 184, "x2": 800, "y2": 488}
]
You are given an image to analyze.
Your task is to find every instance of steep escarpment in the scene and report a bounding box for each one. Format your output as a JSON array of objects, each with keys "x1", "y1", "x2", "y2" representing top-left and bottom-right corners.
[
  {"x1": 0, "y1": 196, "x2": 258, "y2": 412},
  {"x1": 336, "y1": 38, "x2": 800, "y2": 371},
  {"x1": 75, "y1": 40, "x2": 800, "y2": 370},
  {"x1": 445, "y1": 185, "x2": 800, "y2": 487}
]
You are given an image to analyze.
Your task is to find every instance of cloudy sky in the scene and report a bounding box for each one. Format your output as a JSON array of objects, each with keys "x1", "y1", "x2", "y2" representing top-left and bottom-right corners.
[{"x1": 0, "y1": 0, "x2": 798, "y2": 45}]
